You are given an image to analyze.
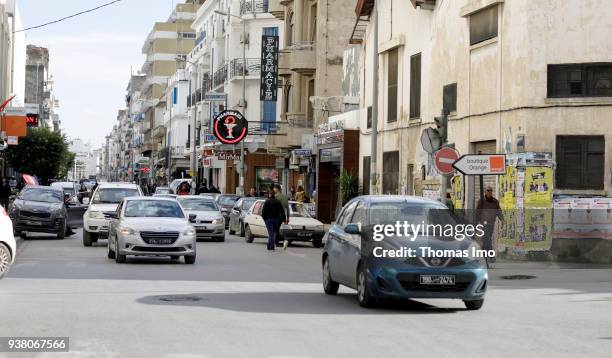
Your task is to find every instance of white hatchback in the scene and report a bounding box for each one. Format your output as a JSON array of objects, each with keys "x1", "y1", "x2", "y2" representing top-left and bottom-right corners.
[{"x1": 0, "y1": 206, "x2": 16, "y2": 279}]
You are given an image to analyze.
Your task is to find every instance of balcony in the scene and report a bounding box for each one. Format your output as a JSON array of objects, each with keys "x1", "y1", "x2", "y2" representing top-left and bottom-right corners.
[
  {"x1": 279, "y1": 42, "x2": 316, "y2": 75},
  {"x1": 240, "y1": 0, "x2": 269, "y2": 16},
  {"x1": 229, "y1": 58, "x2": 261, "y2": 79},
  {"x1": 213, "y1": 64, "x2": 228, "y2": 88},
  {"x1": 171, "y1": 146, "x2": 186, "y2": 158},
  {"x1": 152, "y1": 125, "x2": 167, "y2": 139},
  {"x1": 269, "y1": 0, "x2": 285, "y2": 20}
]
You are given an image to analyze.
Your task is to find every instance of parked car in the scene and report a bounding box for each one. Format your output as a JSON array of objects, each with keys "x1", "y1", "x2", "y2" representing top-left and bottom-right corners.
[
  {"x1": 216, "y1": 194, "x2": 241, "y2": 228},
  {"x1": 154, "y1": 186, "x2": 172, "y2": 195},
  {"x1": 0, "y1": 206, "x2": 16, "y2": 279},
  {"x1": 106, "y1": 197, "x2": 197, "y2": 264},
  {"x1": 243, "y1": 200, "x2": 325, "y2": 247},
  {"x1": 228, "y1": 197, "x2": 261, "y2": 237},
  {"x1": 9, "y1": 186, "x2": 84, "y2": 240},
  {"x1": 321, "y1": 196, "x2": 488, "y2": 309},
  {"x1": 176, "y1": 196, "x2": 225, "y2": 241},
  {"x1": 83, "y1": 183, "x2": 143, "y2": 246}
]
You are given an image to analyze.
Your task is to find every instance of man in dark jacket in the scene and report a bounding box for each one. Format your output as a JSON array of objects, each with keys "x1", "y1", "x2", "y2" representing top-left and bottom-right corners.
[
  {"x1": 261, "y1": 189, "x2": 286, "y2": 251},
  {"x1": 0, "y1": 178, "x2": 11, "y2": 209},
  {"x1": 476, "y1": 185, "x2": 504, "y2": 255}
]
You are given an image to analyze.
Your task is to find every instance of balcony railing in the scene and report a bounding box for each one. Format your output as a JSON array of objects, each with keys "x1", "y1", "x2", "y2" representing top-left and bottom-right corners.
[
  {"x1": 229, "y1": 58, "x2": 261, "y2": 79},
  {"x1": 213, "y1": 64, "x2": 228, "y2": 88},
  {"x1": 240, "y1": 0, "x2": 269, "y2": 15}
]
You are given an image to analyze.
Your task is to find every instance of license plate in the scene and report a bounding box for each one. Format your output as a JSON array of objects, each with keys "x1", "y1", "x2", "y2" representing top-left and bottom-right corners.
[
  {"x1": 297, "y1": 232, "x2": 312, "y2": 237},
  {"x1": 420, "y1": 275, "x2": 455, "y2": 285},
  {"x1": 196, "y1": 225, "x2": 207, "y2": 230},
  {"x1": 26, "y1": 221, "x2": 42, "y2": 226},
  {"x1": 148, "y1": 239, "x2": 173, "y2": 245}
]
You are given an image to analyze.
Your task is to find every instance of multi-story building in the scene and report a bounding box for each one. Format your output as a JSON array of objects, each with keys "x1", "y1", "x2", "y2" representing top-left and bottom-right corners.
[
  {"x1": 126, "y1": 74, "x2": 146, "y2": 183},
  {"x1": 0, "y1": 0, "x2": 25, "y2": 106},
  {"x1": 161, "y1": 68, "x2": 191, "y2": 180},
  {"x1": 24, "y1": 45, "x2": 60, "y2": 130},
  {"x1": 353, "y1": 0, "x2": 612, "y2": 209},
  {"x1": 270, "y1": 0, "x2": 357, "y2": 221},
  {"x1": 139, "y1": 1, "x2": 200, "y2": 184}
]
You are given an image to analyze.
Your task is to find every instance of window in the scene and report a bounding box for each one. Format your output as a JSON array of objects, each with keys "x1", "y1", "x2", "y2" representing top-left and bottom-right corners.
[
  {"x1": 470, "y1": 6, "x2": 498, "y2": 45},
  {"x1": 367, "y1": 106, "x2": 372, "y2": 129},
  {"x1": 179, "y1": 32, "x2": 196, "y2": 39},
  {"x1": 407, "y1": 164, "x2": 414, "y2": 195},
  {"x1": 387, "y1": 49, "x2": 399, "y2": 122},
  {"x1": 362, "y1": 156, "x2": 371, "y2": 195},
  {"x1": 383, "y1": 151, "x2": 400, "y2": 194},
  {"x1": 556, "y1": 136, "x2": 604, "y2": 190},
  {"x1": 337, "y1": 201, "x2": 358, "y2": 226},
  {"x1": 548, "y1": 63, "x2": 612, "y2": 98},
  {"x1": 410, "y1": 53, "x2": 421, "y2": 118},
  {"x1": 443, "y1": 83, "x2": 457, "y2": 113},
  {"x1": 351, "y1": 201, "x2": 367, "y2": 225}
]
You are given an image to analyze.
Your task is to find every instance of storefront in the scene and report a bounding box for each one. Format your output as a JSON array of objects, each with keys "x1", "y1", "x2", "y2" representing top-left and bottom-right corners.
[{"x1": 314, "y1": 121, "x2": 359, "y2": 223}]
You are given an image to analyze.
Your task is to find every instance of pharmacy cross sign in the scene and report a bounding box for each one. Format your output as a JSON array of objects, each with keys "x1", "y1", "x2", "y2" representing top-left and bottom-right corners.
[{"x1": 213, "y1": 110, "x2": 248, "y2": 145}]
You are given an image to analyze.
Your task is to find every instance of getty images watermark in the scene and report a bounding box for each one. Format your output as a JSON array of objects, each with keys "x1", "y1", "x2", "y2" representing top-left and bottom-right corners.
[{"x1": 371, "y1": 221, "x2": 496, "y2": 259}]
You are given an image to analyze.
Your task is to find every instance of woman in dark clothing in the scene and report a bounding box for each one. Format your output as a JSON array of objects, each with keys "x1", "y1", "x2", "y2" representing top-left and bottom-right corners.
[{"x1": 261, "y1": 188, "x2": 286, "y2": 251}]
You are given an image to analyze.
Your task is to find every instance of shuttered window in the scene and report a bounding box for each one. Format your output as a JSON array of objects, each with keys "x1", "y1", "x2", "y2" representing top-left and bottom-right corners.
[
  {"x1": 548, "y1": 63, "x2": 612, "y2": 98},
  {"x1": 556, "y1": 136, "x2": 604, "y2": 190},
  {"x1": 470, "y1": 6, "x2": 498, "y2": 45},
  {"x1": 410, "y1": 53, "x2": 421, "y2": 118},
  {"x1": 362, "y1": 156, "x2": 371, "y2": 195},
  {"x1": 383, "y1": 151, "x2": 399, "y2": 194},
  {"x1": 443, "y1": 83, "x2": 457, "y2": 113},
  {"x1": 387, "y1": 49, "x2": 399, "y2": 123}
]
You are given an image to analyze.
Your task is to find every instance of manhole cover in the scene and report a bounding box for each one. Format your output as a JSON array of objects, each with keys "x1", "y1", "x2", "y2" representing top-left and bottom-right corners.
[
  {"x1": 158, "y1": 295, "x2": 204, "y2": 302},
  {"x1": 500, "y1": 275, "x2": 537, "y2": 280}
]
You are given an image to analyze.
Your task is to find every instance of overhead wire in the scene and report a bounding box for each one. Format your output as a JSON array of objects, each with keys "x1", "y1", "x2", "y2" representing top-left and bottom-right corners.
[{"x1": 13, "y1": 0, "x2": 123, "y2": 33}]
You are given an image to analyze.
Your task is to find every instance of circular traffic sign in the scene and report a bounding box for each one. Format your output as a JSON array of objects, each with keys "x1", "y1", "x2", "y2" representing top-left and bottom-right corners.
[
  {"x1": 434, "y1": 146, "x2": 460, "y2": 175},
  {"x1": 213, "y1": 110, "x2": 248, "y2": 145}
]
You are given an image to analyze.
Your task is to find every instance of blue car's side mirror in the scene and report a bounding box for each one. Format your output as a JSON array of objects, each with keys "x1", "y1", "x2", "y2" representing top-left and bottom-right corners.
[{"x1": 344, "y1": 223, "x2": 361, "y2": 235}]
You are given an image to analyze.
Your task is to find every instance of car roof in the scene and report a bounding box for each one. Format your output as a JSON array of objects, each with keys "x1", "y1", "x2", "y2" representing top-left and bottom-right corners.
[
  {"x1": 359, "y1": 195, "x2": 446, "y2": 206},
  {"x1": 97, "y1": 183, "x2": 140, "y2": 189},
  {"x1": 124, "y1": 196, "x2": 178, "y2": 202},
  {"x1": 177, "y1": 195, "x2": 216, "y2": 200},
  {"x1": 24, "y1": 185, "x2": 63, "y2": 192}
]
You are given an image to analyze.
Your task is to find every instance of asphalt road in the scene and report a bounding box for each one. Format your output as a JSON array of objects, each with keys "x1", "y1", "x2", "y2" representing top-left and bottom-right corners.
[{"x1": 1, "y1": 230, "x2": 611, "y2": 358}]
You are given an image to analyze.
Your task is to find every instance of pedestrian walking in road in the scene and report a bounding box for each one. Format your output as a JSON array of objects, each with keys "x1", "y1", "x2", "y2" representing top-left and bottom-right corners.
[
  {"x1": 295, "y1": 186, "x2": 306, "y2": 203},
  {"x1": 273, "y1": 184, "x2": 291, "y2": 250},
  {"x1": 290, "y1": 186, "x2": 296, "y2": 200},
  {"x1": 0, "y1": 178, "x2": 11, "y2": 210},
  {"x1": 261, "y1": 188, "x2": 286, "y2": 251},
  {"x1": 177, "y1": 182, "x2": 190, "y2": 196},
  {"x1": 476, "y1": 185, "x2": 504, "y2": 263},
  {"x1": 197, "y1": 183, "x2": 209, "y2": 195}
]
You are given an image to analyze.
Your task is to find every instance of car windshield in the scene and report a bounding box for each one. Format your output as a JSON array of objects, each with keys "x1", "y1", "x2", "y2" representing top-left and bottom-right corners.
[
  {"x1": 92, "y1": 188, "x2": 140, "y2": 204},
  {"x1": 63, "y1": 188, "x2": 75, "y2": 196},
  {"x1": 155, "y1": 188, "x2": 171, "y2": 194},
  {"x1": 218, "y1": 196, "x2": 239, "y2": 206},
  {"x1": 177, "y1": 198, "x2": 218, "y2": 211},
  {"x1": 124, "y1": 200, "x2": 184, "y2": 218},
  {"x1": 369, "y1": 201, "x2": 457, "y2": 229},
  {"x1": 20, "y1": 188, "x2": 63, "y2": 203},
  {"x1": 289, "y1": 203, "x2": 311, "y2": 218},
  {"x1": 242, "y1": 198, "x2": 258, "y2": 209}
]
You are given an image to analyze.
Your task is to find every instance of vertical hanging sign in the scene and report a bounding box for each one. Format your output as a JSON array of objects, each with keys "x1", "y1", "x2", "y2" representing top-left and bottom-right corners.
[{"x1": 260, "y1": 35, "x2": 279, "y2": 101}]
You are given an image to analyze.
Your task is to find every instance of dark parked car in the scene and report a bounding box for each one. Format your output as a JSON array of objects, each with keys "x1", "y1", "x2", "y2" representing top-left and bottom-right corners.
[
  {"x1": 228, "y1": 197, "x2": 260, "y2": 236},
  {"x1": 216, "y1": 194, "x2": 241, "y2": 228},
  {"x1": 9, "y1": 186, "x2": 88, "y2": 239},
  {"x1": 322, "y1": 196, "x2": 488, "y2": 309}
]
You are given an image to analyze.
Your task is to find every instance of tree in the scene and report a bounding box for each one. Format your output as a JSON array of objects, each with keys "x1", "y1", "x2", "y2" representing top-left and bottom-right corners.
[{"x1": 5, "y1": 128, "x2": 73, "y2": 185}]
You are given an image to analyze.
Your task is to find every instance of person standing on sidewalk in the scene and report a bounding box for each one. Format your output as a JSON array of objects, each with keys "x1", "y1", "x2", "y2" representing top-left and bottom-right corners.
[
  {"x1": 261, "y1": 188, "x2": 286, "y2": 251},
  {"x1": 273, "y1": 184, "x2": 291, "y2": 250},
  {"x1": 0, "y1": 178, "x2": 11, "y2": 210},
  {"x1": 476, "y1": 185, "x2": 503, "y2": 262}
]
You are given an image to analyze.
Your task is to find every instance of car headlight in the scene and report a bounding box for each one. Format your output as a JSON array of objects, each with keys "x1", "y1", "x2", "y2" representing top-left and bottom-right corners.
[
  {"x1": 314, "y1": 225, "x2": 324, "y2": 231},
  {"x1": 283, "y1": 225, "x2": 293, "y2": 230},
  {"x1": 183, "y1": 228, "x2": 196, "y2": 237},
  {"x1": 87, "y1": 211, "x2": 105, "y2": 219},
  {"x1": 212, "y1": 218, "x2": 224, "y2": 225},
  {"x1": 118, "y1": 227, "x2": 135, "y2": 235}
]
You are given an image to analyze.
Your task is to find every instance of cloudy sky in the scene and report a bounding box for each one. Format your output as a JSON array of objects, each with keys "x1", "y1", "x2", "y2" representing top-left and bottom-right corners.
[{"x1": 18, "y1": 0, "x2": 176, "y2": 148}]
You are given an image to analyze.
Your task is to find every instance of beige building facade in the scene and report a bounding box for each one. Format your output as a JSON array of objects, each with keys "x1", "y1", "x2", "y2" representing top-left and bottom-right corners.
[{"x1": 355, "y1": 0, "x2": 612, "y2": 207}]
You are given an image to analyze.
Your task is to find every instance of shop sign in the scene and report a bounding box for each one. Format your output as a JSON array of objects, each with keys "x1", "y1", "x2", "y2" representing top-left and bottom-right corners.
[
  {"x1": 256, "y1": 168, "x2": 279, "y2": 182},
  {"x1": 293, "y1": 149, "x2": 312, "y2": 157},
  {"x1": 217, "y1": 152, "x2": 240, "y2": 161},
  {"x1": 260, "y1": 35, "x2": 279, "y2": 101},
  {"x1": 7, "y1": 136, "x2": 18, "y2": 145}
]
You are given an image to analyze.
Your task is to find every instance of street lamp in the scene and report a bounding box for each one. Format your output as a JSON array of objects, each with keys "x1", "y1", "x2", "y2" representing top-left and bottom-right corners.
[{"x1": 215, "y1": 9, "x2": 248, "y2": 196}]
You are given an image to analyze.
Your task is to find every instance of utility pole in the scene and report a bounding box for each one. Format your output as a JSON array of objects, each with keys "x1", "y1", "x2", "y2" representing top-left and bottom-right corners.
[
  {"x1": 435, "y1": 109, "x2": 450, "y2": 203},
  {"x1": 369, "y1": 1, "x2": 379, "y2": 194}
]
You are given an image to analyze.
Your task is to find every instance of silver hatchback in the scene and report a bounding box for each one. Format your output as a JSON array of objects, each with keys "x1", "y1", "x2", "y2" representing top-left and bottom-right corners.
[{"x1": 106, "y1": 197, "x2": 197, "y2": 264}]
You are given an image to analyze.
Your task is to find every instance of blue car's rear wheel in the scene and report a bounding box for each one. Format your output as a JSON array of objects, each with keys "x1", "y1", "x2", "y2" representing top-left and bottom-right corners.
[{"x1": 322, "y1": 257, "x2": 339, "y2": 295}]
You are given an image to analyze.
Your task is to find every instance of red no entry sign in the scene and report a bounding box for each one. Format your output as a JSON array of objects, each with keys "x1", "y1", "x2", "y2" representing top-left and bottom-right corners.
[{"x1": 434, "y1": 147, "x2": 459, "y2": 175}]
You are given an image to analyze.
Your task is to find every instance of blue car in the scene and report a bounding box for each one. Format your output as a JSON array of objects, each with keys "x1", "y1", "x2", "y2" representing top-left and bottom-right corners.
[{"x1": 322, "y1": 196, "x2": 488, "y2": 310}]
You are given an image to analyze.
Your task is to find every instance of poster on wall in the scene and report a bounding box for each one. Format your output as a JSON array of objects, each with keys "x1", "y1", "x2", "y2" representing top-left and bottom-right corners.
[
  {"x1": 524, "y1": 167, "x2": 553, "y2": 207},
  {"x1": 451, "y1": 176, "x2": 463, "y2": 209}
]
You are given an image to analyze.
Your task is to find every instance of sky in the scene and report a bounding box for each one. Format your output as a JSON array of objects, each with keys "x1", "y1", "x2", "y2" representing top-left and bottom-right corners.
[{"x1": 17, "y1": 0, "x2": 178, "y2": 148}]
